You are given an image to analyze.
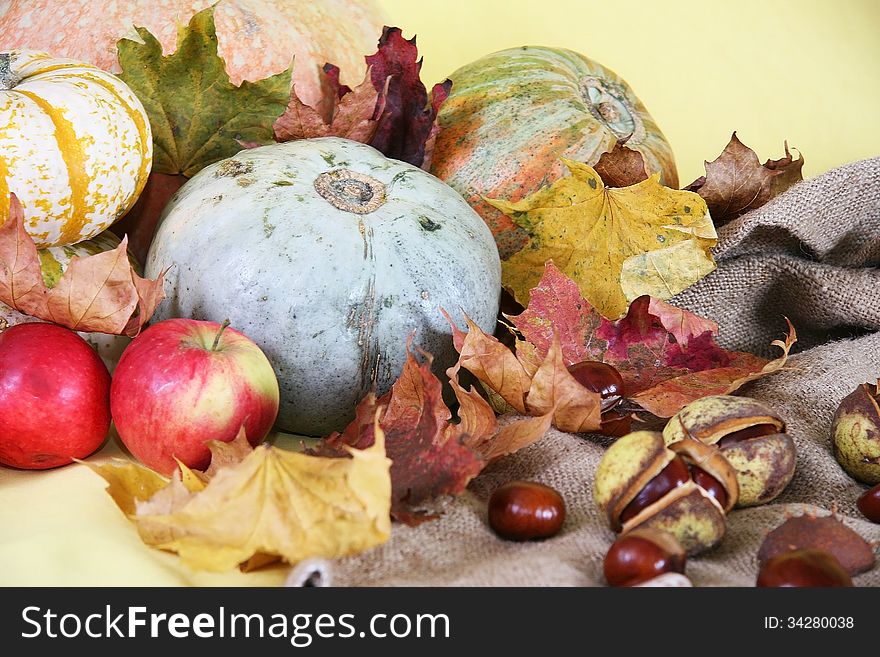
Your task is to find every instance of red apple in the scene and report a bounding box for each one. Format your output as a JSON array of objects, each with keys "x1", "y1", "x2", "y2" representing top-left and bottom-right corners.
[
  {"x1": 111, "y1": 318, "x2": 280, "y2": 474},
  {"x1": 0, "y1": 323, "x2": 111, "y2": 469}
]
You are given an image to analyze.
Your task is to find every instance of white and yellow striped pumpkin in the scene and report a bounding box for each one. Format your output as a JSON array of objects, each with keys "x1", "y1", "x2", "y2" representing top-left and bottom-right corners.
[{"x1": 0, "y1": 50, "x2": 151, "y2": 247}]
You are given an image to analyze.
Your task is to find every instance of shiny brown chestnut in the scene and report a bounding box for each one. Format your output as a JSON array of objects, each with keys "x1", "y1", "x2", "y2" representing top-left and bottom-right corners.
[
  {"x1": 488, "y1": 481, "x2": 566, "y2": 541},
  {"x1": 757, "y1": 549, "x2": 853, "y2": 587},
  {"x1": 603, "y1": 528, "x2": 686, "y2": 587},
  {"x1": 593, "y1": 431, "x2": 739, "y2": 555},
  {"x1": 857, "y1": 483, "x2": 880, "y2": 523},
  {"x1": 567, "y1": 360, "x2": 625, "y2": 411}
]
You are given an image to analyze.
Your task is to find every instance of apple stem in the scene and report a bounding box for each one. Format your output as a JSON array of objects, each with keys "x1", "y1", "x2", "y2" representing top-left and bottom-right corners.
[{"x1": 212, "y1": 319, "x2": 231, "y2": 351}]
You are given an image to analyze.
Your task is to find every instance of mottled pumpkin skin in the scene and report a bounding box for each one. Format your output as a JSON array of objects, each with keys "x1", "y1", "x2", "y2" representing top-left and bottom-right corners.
[
  {"x1": 0, "y1": 0, "x2": 386, "y2": 107},
  {"x1": 0, "y1": 50, "x2": 152, "y2": 247},
  {"x1": 0, "y1": 231, "x2": 131, "y2": 371},
  {"x1": 431, "y1": 46, "x2": 678, "y2": 259},
  {"x1": 145, "y1": 138, "x2": 501, "y2": 436}
]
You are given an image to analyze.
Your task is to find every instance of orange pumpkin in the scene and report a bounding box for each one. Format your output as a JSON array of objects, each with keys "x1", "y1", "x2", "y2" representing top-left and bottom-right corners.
[{"x1": 0, "y1": 0, "x2": 386, "y2": 107}]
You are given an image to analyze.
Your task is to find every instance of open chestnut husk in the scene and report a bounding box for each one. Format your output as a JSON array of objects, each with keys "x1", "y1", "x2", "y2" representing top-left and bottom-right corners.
[
  {"x1": 593, "y1": 431, "x2": 738, "y2": 555},
  {"x1": 831, "y1": 381, "x2": 880, "y2": 485},
  {"x1": 663, "y1": 395, "x2": 795, "y2": 507},
  {"x1": 757, "y1": 549, "x2": 853, "y2": 588}
]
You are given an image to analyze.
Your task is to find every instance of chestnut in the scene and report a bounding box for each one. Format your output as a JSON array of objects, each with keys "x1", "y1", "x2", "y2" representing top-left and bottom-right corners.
[
  {"x1": 567, "y1": 360, "x2": 625, "y2": 411},
  {"x1": 857, "y1": 483, "x2": 880, "y2": 523},
  {"x1": 633, "y1": 573, "x2": 693, "y2": 587},
  {"x1": 831, "y1": 381, "x2": 880, "y2": 485},
  {"x1": 488, "y1": 481, "x2": 565, "y2": 541},
  {"x1": 603, "y1": 528, "x2": 685, "y2": 587},
  {"x1": 757, "y1": 549, "x2": 853, "y2": 587},
  {"x1": 663, "y1": 395, "x2": 795, "y2": 507},
  {"x1": 593, "y1": 431, "x2": 738, "y2": 555}
]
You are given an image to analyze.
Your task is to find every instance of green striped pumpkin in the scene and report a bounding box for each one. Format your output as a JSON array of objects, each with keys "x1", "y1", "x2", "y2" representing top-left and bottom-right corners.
[{"x1": 431, "y1": 46, "x2": 678, "y2": 259}]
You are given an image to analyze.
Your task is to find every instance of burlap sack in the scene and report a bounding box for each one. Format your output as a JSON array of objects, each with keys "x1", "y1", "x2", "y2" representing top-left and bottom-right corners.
[{"x1": 324, "y1": 157, "x2": 880, "y2": 587}]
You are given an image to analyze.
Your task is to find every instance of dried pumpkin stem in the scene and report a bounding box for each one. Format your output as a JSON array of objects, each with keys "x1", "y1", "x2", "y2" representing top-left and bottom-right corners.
[
  {"x1": 314, "y1": 169, "x2": 386, "y2": 214},
  {"x1": 0, "y1": 52, "x2": 19, "y2": 91}
]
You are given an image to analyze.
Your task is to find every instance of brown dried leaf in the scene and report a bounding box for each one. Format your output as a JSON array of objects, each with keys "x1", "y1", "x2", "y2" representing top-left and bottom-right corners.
[
  {"x1": 446, "y1": 308, "x2": 603, "y2": 434},
  {"x1": 449, "y1": 361, "x2": 551, "y2": 462},
  {"x1": 594, "y1": 142, "x2": 650, "y2": 187},
  {"x1": 0, "y1": 194, "x2": 164, "y2": 336},
  {"x1": 0, "y1": 194, "x2": 45, "y2": 312},
  {"x1": 476, "y1": 412, "x2": 555, "y2": 462},
  {"x1": 316, "y1": 343, "x2": 554, "y2": 523},
  {"x1": 447, "y1": 361, "x2": 498, "y2": 446},
  {"x1": 687, "y1": 132, "x2": 804, "y2": 225},
  {"x1": 443, "y1": 309, "x2": 530, "y2": 414},
  {"x1": 274, "y1": 67, "x2": 385, "y2": 143},
  {"x1": 510, "y1": 262, "x2": 796, "y2": 418},
  {"x1": 203, "y1": 428, "x2": 255, "y2": 480},
  {"x1": 524, "y1": 335, "x2": 602, "y2": 433}
]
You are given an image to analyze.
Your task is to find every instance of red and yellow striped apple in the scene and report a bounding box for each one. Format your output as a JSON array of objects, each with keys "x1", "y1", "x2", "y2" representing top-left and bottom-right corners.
[
  {"x1": 110, "y1": 318, "x2": 280, "y2": 474},
  {"x1": 0, "y1": 323, "x2": 111, "y2": 469}
]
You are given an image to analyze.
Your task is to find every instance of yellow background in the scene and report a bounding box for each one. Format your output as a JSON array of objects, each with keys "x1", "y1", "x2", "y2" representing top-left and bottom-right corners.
[{"x1": 379, "y1": 0, "x2": 880, "y2": 183}]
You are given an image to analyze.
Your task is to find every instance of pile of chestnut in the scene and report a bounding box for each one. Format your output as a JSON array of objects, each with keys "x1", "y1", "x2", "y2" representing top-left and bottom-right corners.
[{"x1": 486, "y1": 388, "x2": 879, "y2": 587}]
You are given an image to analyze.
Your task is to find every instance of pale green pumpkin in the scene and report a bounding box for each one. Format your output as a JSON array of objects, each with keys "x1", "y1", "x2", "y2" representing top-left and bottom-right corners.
[{"x1": 146, "y1": 137, "x2": 502, "y2": 436}]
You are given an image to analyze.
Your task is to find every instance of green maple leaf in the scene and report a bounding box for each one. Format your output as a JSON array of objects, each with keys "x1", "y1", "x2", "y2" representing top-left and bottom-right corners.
[{"x1": 118, "y1": 7, "x2": 291, "y2": 177}]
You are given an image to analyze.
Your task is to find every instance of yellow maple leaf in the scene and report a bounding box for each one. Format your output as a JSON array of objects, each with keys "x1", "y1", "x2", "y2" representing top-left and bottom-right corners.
[
  {"x1": 487, "y1": 159, "x2": 717, "y2": 319},
  {"x1": 86, "y1": 426, "x2": 392, "y2": 572}
]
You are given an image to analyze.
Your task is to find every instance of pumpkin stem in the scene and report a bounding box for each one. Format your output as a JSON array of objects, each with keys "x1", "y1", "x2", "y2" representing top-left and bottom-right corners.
[
  {"x1": 0, "y1": 52, "x2": 20, "y2": 91},
  {"x1": 314, "y1": 169, "x2": 386, "y2": 214},
  {"x1": 211, "y1": 319, "x2": 231, "y2": 351}
]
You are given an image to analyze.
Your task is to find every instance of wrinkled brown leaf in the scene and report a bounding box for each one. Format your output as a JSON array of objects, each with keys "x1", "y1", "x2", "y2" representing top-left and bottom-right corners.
[
  {"x1": 0, "y1": 194, "x2": 164, "y2": 336},
  {"x1": 594, "y1": 142, "x2": 650, "y2": 188},
  {"x1": 203, "y1": 428, "x2": 255, "y2": 480},
  {"x1": 687, "y1": 132, "x2": 804, "y2": 225},
  {"x1": 446, "y1": 309, "x2": 603, "y2": 434},
  {"x1": 274, "y1": 67, "x2": 387, "y2": 143}
]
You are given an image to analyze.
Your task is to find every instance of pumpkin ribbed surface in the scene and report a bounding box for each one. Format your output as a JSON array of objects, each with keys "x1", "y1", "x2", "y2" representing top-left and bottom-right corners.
[
  {"x1": 431, "y1": 46, "x2": 678, "y2": 259},
  {"x1": 0, "y1": 50, "x2": 152, "y2": 247}
]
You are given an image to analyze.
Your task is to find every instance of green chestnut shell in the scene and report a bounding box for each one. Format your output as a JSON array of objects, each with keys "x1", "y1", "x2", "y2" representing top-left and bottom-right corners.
[
  {"x1": 593, "y1": 431, "x2": 736, "y2": 555},
  {"x1": 663, "y1": 395, "x2": 795, "y2": 507},
  {"x1": 630, "y1": 484, "x2": 727, "y2": 556},
  {"x1": 831, "y1": 382, "x2": 880, "y2": 485},
  {"x1": 593, "y1": 431, "x2": 674, "y2": 532}
]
